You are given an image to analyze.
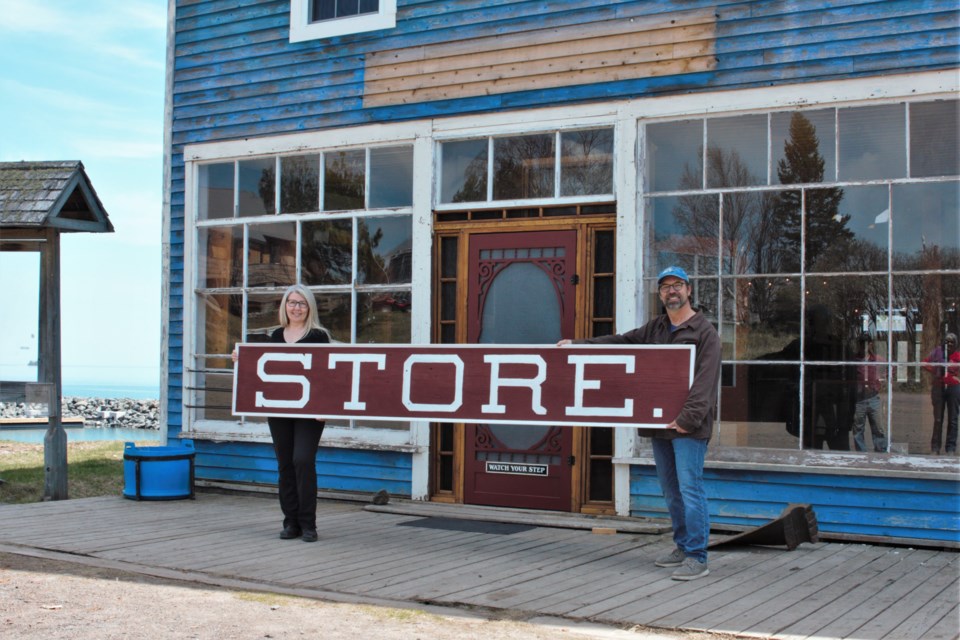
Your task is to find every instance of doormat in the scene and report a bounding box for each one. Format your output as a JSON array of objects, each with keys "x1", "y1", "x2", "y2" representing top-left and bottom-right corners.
[{"x1": 397, "y1": 517, "x2": 534, "y2": 535}]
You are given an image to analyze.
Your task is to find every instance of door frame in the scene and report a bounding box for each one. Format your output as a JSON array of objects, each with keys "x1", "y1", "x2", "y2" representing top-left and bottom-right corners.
[{"x1": 430, "y1": 213, "x2": 617, "y2": 513}]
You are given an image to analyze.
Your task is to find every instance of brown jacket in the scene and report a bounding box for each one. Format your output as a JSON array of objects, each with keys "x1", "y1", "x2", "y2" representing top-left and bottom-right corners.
[{"x1": 578, "y1": 310, "x2": 721, "y2": 440}]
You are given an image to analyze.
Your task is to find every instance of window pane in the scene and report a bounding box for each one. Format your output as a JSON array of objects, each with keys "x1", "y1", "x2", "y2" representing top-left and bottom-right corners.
[
  {"x1": 891, "y1": 181, "x2": 960, "y2": 271},
  {"x1": 247, "y1": 222, "x2": 296, "y2": 288},
  {"x1": 805, "y1": 275, "x2": 889, "y2": 350},
  {"x1": 198, "y1": 163, "x2": 234, "y2": 219},
  {"x1": 646, "y1": 119, "x2": 703, "y2": 192},
  {"x1": 311, "y1": 0, "x2": 378, "y2": 20},
  {"x1": 772, "y1": 109, "x2": 836, "y2": 185},
  {"x1": 893, "y1": 273, "x2": 960, "y2": 372},
  {"x1": 324, "y1": 150, "x2": 365, "y2": 211},
  {"x1": 196, "y1": 293, "x2": 242, "y2": 361},
  {"x1": 560, "y1": 128, "x2": 613, "y2": 196},
  {"x1": 302, "y1": 219, "x2": 353, "y2": 285},
  {"x1": 357, "y1": 215, "x2": 412, "y2": 284},
  {"x1": 647, "y1": 195, "x2": 720, "y2": 276},
  {"x1": 246, "y1": 293, "x2": 283, "y2": 342},
  {"x1": 722, "y1": 276, "x2": 801, "y2": 361},
  {"x1": 357, "y1": 291, "x2": 411, "y2": 343},
  {"x1": 194, "y1": 369, "x2": 234, "y2": 421},
  {"x1": 838, "y1": 104, "x2": 906, "y2": 181},
  {"x1": 440, "y1": 139, "x2": 487, "y2": 203},
  {"x1": 804, "y1": 185, "x2": 871, "y2": 273},
  {"x1": 721, "y1": 190, "x2": 794, "y2": 275},
  {"x1": 493, "y1": 134, "x2": 555, "y2": 200},
  {"x1": 910, "y1": 99, "x2": 959, "y2": 178},
  {"x1": 369, "y1": 146, "x2": 413, "y2": 208},
  {"x1": 720, "y1": 363, "x2": 802, "y2": 449},
  {"x1": 891, "y1": 381, "x2": 932, "y2": 455},
  {"x1": 707, "y1": 114, "x2": 767, "y2": 188},
  {"x1": 799, "y1": 363, "x2": 855, "y2": 450},
  {"x1": 280, "y1": 155, "x2": 319, "y2": 214},
  {"x1": 238, "y1": 158, "x2": 275, "y2": 217},
  {"x1": 199, "y1": 226, "x2": 243, "y2": 288},
  {"x1": 315, "y1": 292, "x2": 351, "y2": 341}
]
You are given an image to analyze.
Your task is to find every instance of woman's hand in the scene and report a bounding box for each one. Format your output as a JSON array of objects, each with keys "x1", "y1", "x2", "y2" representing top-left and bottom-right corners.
[{"x1": 231, "y1": 348, "x2": 238, "y2": 364}]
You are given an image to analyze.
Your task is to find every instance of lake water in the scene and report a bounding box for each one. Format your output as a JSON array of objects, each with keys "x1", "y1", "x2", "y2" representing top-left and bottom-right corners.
[{"x1": 0, "y1": 427, "x2": 163, "y2": 444}]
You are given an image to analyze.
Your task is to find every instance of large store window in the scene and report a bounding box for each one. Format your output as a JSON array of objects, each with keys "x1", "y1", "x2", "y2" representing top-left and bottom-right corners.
[
  {"x1": 644, "y1": 99, "x2": 959, "y2": 455},
  {"x1": 191, "y1": 145, "x2": 414, "y2": 431}
]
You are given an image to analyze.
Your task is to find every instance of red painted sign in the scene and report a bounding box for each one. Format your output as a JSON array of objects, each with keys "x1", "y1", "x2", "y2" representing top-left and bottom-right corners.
[{"x1": 232, "y1": 344, "x2": 694, "y2": 428}]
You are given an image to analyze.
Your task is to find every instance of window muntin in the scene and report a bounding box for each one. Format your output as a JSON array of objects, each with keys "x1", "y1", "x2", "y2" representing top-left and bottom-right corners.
[
  {"x1": 289, "y1": 0, "x2": 396, "y2": 43},
  {"x1": 644, "y1": 98, "x2": 959, "y2": 455},
  {"x1": 439, "y1": 128, "x2": 614, "y2": 205},
  {"x1": 192, "y1": 144, "x2": 414, "y2": 432}
]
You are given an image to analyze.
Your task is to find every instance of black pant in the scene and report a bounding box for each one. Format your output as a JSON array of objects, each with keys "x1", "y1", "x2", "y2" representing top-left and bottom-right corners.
[{"x1": 268, "y1": 417, "x2": 325, "y2": 531}]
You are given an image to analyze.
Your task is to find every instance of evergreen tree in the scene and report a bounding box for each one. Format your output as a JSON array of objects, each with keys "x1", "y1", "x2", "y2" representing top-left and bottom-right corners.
[{"x1": 773, "y1": 113, "x2": 849, "y2": 272}]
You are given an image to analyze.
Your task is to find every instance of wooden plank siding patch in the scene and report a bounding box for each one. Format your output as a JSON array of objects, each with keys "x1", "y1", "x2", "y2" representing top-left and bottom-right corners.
[{"x1": 363, "y1": 8, "x2": 717, "y2": 107}]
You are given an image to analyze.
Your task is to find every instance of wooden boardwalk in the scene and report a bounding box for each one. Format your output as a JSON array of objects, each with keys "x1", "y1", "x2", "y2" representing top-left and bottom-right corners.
[{"x1": 0, "y1": 493, "x2": 957, "y2": 640}]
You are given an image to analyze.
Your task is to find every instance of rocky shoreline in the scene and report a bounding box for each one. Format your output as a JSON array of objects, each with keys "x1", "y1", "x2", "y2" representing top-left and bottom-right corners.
[{"x1": 0, "y1": 397, "x2": 160, "y2": 430}]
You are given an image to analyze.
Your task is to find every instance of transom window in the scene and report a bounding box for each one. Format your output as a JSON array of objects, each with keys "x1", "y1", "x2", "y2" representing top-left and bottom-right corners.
[
  {"x1": 439, "y1": 128, "x2": 614, "y2": 206},
  {"x1": 643, "y1": 98, "x2": 959, "y2": 455},
  {"x1": 290, "y1": 0, "x2": 396, "y2": 42}
]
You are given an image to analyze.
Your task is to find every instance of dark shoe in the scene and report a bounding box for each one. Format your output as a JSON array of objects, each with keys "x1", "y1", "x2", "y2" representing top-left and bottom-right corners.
[
  {"x1": 279, "y1": 526, "x2": 302, "y2": 540},
  {"x1": 301, "y1": 529, "x2": 318, "y2": 543}
]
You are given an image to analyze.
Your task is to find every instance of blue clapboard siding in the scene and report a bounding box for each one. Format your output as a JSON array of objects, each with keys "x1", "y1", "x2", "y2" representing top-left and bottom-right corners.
[
  {"x1": 192, "y1": 440, "x2": 413, "y2": 496},
  {"x1": 631, "y1": 466, "x2": 960, "y2": 545},
  {"x1": 165, "y1": 2, "x2": 958, "y2": 506}
]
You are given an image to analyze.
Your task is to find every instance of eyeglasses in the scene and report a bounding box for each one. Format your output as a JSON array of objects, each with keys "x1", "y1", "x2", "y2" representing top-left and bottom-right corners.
[
  {"x1": 658, "y1": 282, "x2": 686, "y2": 294},
  {"x1": 285, "y1": 300, "x2": 308, "y2": 309}
]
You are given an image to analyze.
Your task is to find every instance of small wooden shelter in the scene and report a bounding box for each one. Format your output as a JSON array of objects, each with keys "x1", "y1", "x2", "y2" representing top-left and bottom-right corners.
[{"x1": 0, "y1": 161, "x2": 113, "y2": 499}]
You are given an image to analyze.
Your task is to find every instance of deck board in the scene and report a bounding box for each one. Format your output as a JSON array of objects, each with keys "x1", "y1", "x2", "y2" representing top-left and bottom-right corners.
[{"x1": 1, "y1": 493, "x2": 956, "y2": 640}]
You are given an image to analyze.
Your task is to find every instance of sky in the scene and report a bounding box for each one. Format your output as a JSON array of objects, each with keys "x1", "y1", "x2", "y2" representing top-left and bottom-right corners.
[{"x1": 0, "y1": 0, "x2": 167, "y2": 390}]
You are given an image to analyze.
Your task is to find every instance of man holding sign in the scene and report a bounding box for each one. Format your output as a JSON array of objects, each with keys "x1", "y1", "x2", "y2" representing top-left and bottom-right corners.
[{"x1": 558, "y1": 266, "x2": 721, "y2": 580}]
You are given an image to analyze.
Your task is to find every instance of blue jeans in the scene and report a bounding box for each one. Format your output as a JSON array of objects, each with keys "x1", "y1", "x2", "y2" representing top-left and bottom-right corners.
[
  {"x1": 651, "y1": 437, "x2": 710, "y2": 563},
  {"x1": 853, "y1": 395, "x2": 887, "y2": 452}
]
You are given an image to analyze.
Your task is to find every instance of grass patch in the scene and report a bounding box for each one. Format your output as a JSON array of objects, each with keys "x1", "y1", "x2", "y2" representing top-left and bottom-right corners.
[{"x1": 0, "y1": 440, "x2": 153, "y2": 504}]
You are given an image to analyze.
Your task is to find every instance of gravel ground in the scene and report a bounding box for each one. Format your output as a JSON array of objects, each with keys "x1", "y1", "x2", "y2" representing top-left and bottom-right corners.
[{"x1": 0, "y1": 551, "x2": 738, "y2": 640}]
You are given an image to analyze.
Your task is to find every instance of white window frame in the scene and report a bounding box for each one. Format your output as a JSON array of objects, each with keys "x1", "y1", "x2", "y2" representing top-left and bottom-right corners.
[{"x1": 290, "y1": 0, "x2": 396, "y2": 43}]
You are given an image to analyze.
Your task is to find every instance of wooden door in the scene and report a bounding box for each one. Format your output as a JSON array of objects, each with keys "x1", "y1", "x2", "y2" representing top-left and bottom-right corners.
[{"x1": 462, "y1": 230, "x2": 577, "y2": 510}]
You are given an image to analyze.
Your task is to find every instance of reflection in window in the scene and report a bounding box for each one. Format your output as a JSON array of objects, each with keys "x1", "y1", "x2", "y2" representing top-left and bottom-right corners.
[
  {"x1": 493, "y1": 134, "x2": 555, "y2": 200},
  {"x1": 369, "y1": 146, "x2": 413, "y2": 208},
  {"x1": 197, "y1": 293, "x2": 243, "y2": 363},
  {"x1": 325, "y1": 150, "x2": 365, "y2": 211},
  {"x1": 302, "y1": 219, "x2": 352, "y2": 285},
  {"x1": 280, "y1": 155, "x2": 319, "y2": 214},
  {"x1": 238, "y1": 158, "x2": 275, "y2": 217},
  {"x1": 357, "y1": 216, "x2": 412, "y2": 285},
  {"x1": 721, "y1": 276, "x2": 801, "y2": 360},
  {"x1": 198, "y1": 162, "x2": 234, "y2": 219},
  {"x1": 315, "y1": 292, "x2": 351, "y2": 341},
  {"x1": 707, "y1": 114, "x2": 767, "y2": 187},
  {"x1": 312, "y1": 0, "x2": 378, "y2": 21},
  {"x1": 839, "y1": 104, "x2": 906, "y2": 181},
  {"x1": 910, "y1": 100, "x2": 959, "y2": 178},
  {"x1": 199, "y1": 226, "x2": 243, "y2": 288},
  {"x1": 560, "y1": 129, "x2": 613, "y2": 196},
  {"x1": 357, "y1": 291, "x2": 411, "y2": 343},
  {"x1": 247, "y1": 222, "x2": 296, "y2": 287},
  {"x1": 892, "y1": 182, "x2": 960, "y2": 271},
  {"x1": 648, "y1": 194, "x2": 720, "y2": 276},
  {"x1": 246, "y1": 294, "x2": 283, "y2": 342},
  {"x1": 646, "y1": 119, "x2": 703, "y2": 192},
  {"x1": 440, "y1": 139, "x2": 488, "y2": 203},
  {"x1": 772, "y1": 109, "x2": 836, "y2": 184}
]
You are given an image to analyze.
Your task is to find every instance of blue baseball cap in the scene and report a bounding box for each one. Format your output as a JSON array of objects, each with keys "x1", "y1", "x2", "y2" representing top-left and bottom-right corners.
[{"x1": 657, "y1": 266, "x2": 689, "y2": 284}]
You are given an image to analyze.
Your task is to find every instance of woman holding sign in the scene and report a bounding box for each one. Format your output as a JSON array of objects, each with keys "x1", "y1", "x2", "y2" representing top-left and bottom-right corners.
[{"x1": 234, "y1": 284, "x2": 331, "y2": 542}]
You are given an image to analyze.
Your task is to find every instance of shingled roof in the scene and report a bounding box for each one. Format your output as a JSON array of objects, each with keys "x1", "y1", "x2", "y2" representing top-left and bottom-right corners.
[{"x1": 0, "y1": 161, "x2": 113, "y2": 232}]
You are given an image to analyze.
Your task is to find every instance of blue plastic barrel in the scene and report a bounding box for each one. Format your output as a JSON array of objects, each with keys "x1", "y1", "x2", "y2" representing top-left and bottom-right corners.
[{"x1": 123, "y1": 441, "x2": 195, "y2": 500}]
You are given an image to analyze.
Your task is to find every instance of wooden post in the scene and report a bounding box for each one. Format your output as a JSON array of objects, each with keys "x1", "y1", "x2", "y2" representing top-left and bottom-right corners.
[{"x1": 39, "y1": 228, "x2": 67, "y2": 501}]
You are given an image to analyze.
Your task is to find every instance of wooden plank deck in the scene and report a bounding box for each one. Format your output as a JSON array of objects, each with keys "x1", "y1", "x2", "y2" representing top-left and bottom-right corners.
[{"x1": 0, "y1": 493, "x2": 956, "y2": 640}]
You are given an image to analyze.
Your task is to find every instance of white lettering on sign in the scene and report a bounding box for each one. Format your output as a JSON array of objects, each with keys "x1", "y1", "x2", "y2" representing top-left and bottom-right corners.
[
  {"x1": 565, "y1": 354, "x2": 635, "y2": 417},
  {"x1": 485, "y1": 461, "x2": 549, "y2": 476},
  {"x1": 481, "y1": 354, "x2": 548, "y2": 415},
  {"x1": 255, "y1": 353, "x2": 312, "y2": 409},
  {"x1": 402, "y1": 354, "x2": 464, "y2": 412},
  {"x1": 328, "y1": 353, "x2": 387, "y2": 410}
]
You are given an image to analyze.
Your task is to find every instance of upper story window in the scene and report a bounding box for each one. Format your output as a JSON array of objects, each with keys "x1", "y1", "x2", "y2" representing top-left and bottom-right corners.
[{"x1": 290, "y1": 0, "x2": 396, "y2": 43}]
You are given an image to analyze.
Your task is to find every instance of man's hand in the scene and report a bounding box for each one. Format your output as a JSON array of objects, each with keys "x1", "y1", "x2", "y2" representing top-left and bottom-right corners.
[
  {"x1": 666, "y1": 421, "x2": 689, "y2": 434},
  {"x1": 556, "y1": 339, "x2": 573, "y2": 347}
]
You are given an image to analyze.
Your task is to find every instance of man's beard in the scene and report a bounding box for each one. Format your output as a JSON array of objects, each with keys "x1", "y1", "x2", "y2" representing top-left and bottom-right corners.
[{"x1": 663, "y1": 295, "x2": 686, "y2": 310}]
